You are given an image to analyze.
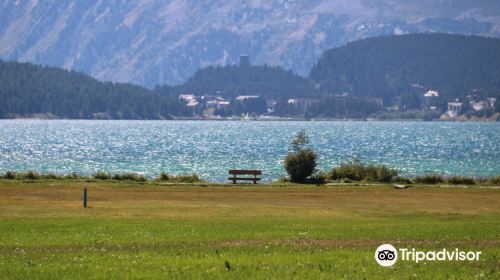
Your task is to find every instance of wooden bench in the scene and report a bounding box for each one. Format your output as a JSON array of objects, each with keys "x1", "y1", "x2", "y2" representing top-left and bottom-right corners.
[{"x1": 228, "y1": 170, "x2": 262, "y2": 184}]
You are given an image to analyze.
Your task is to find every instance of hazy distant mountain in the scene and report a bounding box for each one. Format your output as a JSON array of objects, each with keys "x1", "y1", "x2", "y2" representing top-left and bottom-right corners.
[{"x1": 1, "y1": 0, "x2": 499, "y2": 87}]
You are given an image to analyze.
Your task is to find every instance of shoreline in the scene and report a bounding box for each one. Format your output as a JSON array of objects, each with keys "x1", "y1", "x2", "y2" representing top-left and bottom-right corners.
[
  {"x1": 1, "y1": 171, "x2": 499, "y2": 187},
  {"x1": 2, "y1": 112, "x2": 499, "y2": 122},
  {"x1": 1, "y1": 116, "x2": 499, "y2": 122},
  {"x1": 1, "y1": 179, "x2": 499, "y2": 190}
]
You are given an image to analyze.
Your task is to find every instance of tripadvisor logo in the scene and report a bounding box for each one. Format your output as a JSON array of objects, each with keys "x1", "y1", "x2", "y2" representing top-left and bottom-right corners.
[
  {"x1": 375, "y1": 244, "x2": 482, "y2": 267},
  {"x1": 375, "y1": 244, "x2": 398, "y2": 267}
]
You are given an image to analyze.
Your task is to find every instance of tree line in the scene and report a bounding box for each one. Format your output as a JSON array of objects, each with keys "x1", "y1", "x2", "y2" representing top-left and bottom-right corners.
[
  {"x1": 0, "y1": 60, "x2": 190, "y2": 119},
  {"x1": 309, "y1": 33, "x2": 500, "y2": 104}
]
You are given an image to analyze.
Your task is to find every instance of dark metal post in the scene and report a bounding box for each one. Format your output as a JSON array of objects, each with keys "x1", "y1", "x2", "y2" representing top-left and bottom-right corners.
[{"x1": 83, "y1": 188, "x2": 87, "y2": 208}]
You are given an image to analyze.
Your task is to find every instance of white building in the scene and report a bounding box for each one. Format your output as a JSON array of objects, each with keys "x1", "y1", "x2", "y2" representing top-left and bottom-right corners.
[
  {"x1": 447, "y1": 101, "x2": 463, "y2": 117},
  {"x1": 488, "y1": 98, "x2": 497, "y2": 108},
  {"x1": 266, "y1": 99, "x2": 277, "y2": 113},
  {"x1": 423, "y1": 90, "x2": 439, "y2": 98},
  {"x1": 235, "y1": 95, "x2": 260, "y2": 101},
  {"x1": 424, "y1": 90, "x2": 439, "y2": 110},
  {"x1": 471, "y1": 100, "x2": 489, "y2": 111},
  {"x1": 179, "y1": 94, "x2": 198, "y2": 107},
  {"x1": 179, "y1": 94, "x2": 195, "y2": 101},
  {"x1": 207, "y1": 99, "x2": 230, "y2": 109}
]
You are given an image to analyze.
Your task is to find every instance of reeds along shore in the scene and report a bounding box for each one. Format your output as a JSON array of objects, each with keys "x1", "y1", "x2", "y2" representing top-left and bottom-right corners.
[
  {"x1": 325, "y1": 161, "x2": 500, "y2": 185},
  {"x1": 1, "y1": 167, "x2": 499, "y2": 186},
  {"x1": 1, "y1": 171, "x2": 203, "y2": 183}
]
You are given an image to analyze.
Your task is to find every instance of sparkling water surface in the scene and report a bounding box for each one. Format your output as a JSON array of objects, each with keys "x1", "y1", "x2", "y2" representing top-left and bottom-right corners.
[{"x1": 0, "y1": 120, "x2": 499, "y2": 181}]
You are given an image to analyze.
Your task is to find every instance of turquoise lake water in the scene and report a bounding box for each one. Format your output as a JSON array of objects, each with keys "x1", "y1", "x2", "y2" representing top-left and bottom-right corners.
[{"x1": 0, "y1": 120, "x2": 499, "y2": 181}]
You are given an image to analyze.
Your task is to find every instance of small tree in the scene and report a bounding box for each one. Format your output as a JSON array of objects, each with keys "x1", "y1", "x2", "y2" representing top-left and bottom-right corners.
[{"x1": 284, "y1": 130, "x2": 318, "y2": 183}]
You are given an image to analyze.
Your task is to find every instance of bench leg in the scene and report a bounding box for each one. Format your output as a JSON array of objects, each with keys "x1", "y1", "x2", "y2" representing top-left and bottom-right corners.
[{"x1": 232, "y1": 179, "x2": 236, "y2": 184}]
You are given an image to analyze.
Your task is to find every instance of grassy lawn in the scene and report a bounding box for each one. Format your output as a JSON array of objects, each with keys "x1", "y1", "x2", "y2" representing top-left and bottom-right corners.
[{"x1": 0, "y1": 180, "x2": 499, "y2": 279}]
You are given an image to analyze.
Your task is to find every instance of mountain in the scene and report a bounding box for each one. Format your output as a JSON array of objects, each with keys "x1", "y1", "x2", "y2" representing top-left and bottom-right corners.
[
  {"x1": 0, "y1": 60, "x2": 189, "y2": 119},
  {"x1": 309, "y1": 33, "x2": 500, "y2": 103},
  {"x1": 2, "y1": 33, "x2": 500, "y2": 120},
  {"x1": 1, "y1": 1, "x2": 500, "y2": 87}
]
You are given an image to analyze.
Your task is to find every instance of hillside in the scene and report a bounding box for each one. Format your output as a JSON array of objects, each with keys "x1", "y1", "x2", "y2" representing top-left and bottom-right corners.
[
  {"x1": 2, "y1": 33, "x2": 500, "y2": 120},
  {"x1": 155, "y1": 64, "x2": 314, "y2": 100},
  {"x1": 0, "y1": 60, "x2": 189, "y2": 119},
  {"x1": 155, "y1": 34, "x2": 500, "y2": 103},
  {"x1": 310, "y1": 34, "x2": 500, "y2": 103},
  {"x1": 1, "y1": 1, "x2": 499, "y2": 87}
]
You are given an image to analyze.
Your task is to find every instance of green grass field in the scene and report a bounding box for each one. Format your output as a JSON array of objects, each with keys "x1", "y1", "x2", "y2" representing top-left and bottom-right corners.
[{"x1": 0, "y1": 180, "x2": 499, "y2": 279}]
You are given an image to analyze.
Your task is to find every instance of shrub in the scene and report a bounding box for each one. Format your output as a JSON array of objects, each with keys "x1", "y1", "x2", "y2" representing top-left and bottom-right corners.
[
  {"x1": 93, "y1": 171, "x2": 110, "y2": 180},
  {"x1": 377, "y1": 166, "x2": 399, "y2": 183},
  {"x1": 285, "y1": 149, "x2": 318, "y2": 183},
  {"x1": 155, "y1": 172, "x2": 202, "y2": 183},
  {"x1": 329, "y1": 160, "x2": 398, "y2": 183},
  {"x1": 111, "y1": 174, "x2": 124, "y2": 180},
  {"x1": 3, "y1": 171, "x2": 16, "y2": 179},
  {"x1": 447, "y1": 176, "x2": 476, "y2": 185},
  {"x1": 129, "y1": 173, "x2": 146, "y2": 182},
  {"x1": 306, "y1": 172, "x2": 327, "y2": 185},
  {"x1": 330, "y1": 161, "x2": 364, "y2": 181},
  {"x1": 413, "y1": 174, "x2": 445, "y2": 184},
  {"x1": 111, "y1": 173, "x2": 147, "y2": 182},
  {"x1": 156, "y1": 172, "x2": 170, "y2": 181},
  {"x1": 276, "y1": 177, "x2": 290, "y2": 183},
  {"x1": 64, "y1": 172, "x2": 81, "y2": 180},
  {"x1": 25, "y1": 170, "x2": 40, "y2": 180},
  {"x1": 171, "y1": 174, "x2": 202, "y2": 183},
  {"x1": 284, "y1": 130, "x2": 318, "y2": 183},
  {"x1": 487, "y1": 176, "x2": 500, "y2": 185}
]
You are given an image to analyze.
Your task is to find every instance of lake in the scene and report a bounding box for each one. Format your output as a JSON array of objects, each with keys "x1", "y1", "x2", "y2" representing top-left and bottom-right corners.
[{"x1": 0, "y1": 120, "x2": 499, "y2": 181}]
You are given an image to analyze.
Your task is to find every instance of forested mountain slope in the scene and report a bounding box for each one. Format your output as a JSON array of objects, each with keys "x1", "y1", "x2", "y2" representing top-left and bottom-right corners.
[
  {"x1": 310, "y1": 34, "x2": 500, "y2": 102},
  {"x1": 155, "y1": 65, "x2": 314, "y2": 100},
  {"x1": 0, "y1": 60, "x2": 189, "y2": 119}
]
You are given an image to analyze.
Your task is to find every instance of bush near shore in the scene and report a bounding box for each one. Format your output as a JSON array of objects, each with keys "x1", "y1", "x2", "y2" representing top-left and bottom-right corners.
[
  {"x1": 328, "y1": 160, "x2": 398, "y2": 183},
  {"x1": 155, "y1": 172, "x2": 203, "y2": 183},
  {"x1": 0, "y1": 171, "x2": 203, "y2": 183},
  {"x1": 2, "y1": 171, "x2": 82, "y2": 180},
  {"x1": 94, "y1": 172, "x2": 148, "y2": 182},
  {"x1": 326, "y1": 162, "x2": 499, "y2": 185},
  {"x1": 1, "y1": 169, "x2": 498, "y2": 185}
]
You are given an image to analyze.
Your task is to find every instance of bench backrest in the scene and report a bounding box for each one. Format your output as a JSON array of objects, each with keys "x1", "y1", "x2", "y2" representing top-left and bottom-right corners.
[{"x1": 229, "y1": 170, "x2": 262, "y2": 176}]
